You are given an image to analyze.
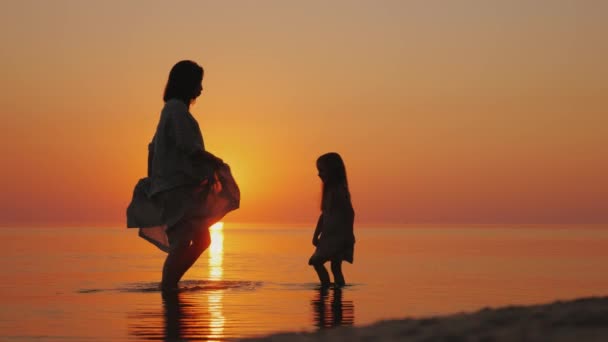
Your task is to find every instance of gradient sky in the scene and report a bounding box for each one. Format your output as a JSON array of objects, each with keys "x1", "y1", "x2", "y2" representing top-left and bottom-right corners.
[{"x1": 1, "y1": 0, "x2": 606, "y2": 226}]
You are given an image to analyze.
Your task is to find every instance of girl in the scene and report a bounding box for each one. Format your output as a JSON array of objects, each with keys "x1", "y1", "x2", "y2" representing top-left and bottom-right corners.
[
  {"x1": 309, "y1": 152, "x2": 355, "y2": 288},
  {"x1": 127, "y1": 60, "x2": 240, "y2": 291}
]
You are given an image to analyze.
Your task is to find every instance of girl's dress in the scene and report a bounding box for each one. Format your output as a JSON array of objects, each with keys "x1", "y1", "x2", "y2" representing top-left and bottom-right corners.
[
  {"x1": 126, "y1": 99, "x2": 239, "y2": 252},
  {"x1": 309, "y1": 188, "x2": 355, "y2": 264}
]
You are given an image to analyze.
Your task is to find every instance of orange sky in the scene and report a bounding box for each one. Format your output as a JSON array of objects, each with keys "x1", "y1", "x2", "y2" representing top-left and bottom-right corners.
[{"x1": 1, "y1": 1, "x2": 607, "y2": 226}]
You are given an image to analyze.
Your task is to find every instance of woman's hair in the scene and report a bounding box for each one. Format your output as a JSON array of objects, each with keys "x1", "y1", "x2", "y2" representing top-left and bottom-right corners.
[
  {"x1": 163, "y1": 60, "x2": 204, "y2": 103},
  {"x1": 317, "y1": 152, "x2": 352, "y2": 211}
]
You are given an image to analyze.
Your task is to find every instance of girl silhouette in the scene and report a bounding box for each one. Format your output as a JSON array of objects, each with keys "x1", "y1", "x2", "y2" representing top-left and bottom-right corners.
[{"x1": 309, "y1": 152, "x2": 355, "y2": 288}]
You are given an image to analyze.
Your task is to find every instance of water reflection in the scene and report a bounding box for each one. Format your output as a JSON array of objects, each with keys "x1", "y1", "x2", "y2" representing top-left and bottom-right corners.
[
  {"x1": 163, "y1": 291, "x2": 200, "y2": 341},
  {"x1": 207, "y1": 291, "x2": 225, "y2": 340},
  {"x1": 311, "y1": 287, "x2": 355, "y2": 329},
  {"x1": 129, "y1": 291, "x2": 217, "y2": 341},
  {"x1": 207, "y1": 222, "x2": 225, "y2": 340},
  {"x1": 129, "y1": 223, "x2": 227, "y2": 341},
  {"x1": 209, "y1": 222, "x2": 224, "y2": 280}
]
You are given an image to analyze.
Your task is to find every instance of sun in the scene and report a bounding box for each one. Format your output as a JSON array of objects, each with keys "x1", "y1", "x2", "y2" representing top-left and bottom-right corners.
[{"x1": 210, "y1": 221, "x2": 224, "y2": 232}]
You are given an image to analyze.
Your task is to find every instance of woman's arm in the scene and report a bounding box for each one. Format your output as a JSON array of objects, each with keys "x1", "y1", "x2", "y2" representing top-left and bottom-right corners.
[
  {"x1": 192, "y1": 150, "x2": 223, "y2": 166},
  {"x1": 147, "y1": 137, "x2": 155, "y2": 177},
  {"x1": 171, "y1": 110, "x2": 204, "y2": 156}
]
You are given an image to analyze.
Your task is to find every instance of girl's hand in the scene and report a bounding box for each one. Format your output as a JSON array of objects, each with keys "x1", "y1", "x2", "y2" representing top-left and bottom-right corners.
[{"x1": 312, "y1": 236, "x2": 319, "y2": 246}]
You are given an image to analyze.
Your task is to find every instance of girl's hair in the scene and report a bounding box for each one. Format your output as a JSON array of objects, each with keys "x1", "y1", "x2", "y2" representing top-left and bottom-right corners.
[
  {"x1": 163, "y1": 60, "x2": 204, "y2": 104},
  {"x1": 317, "y1": 152, "x2": 352, "y2": 211}
]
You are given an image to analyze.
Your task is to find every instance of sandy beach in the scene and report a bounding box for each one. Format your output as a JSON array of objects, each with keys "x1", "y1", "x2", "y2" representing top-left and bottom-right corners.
[{"x1": 244, "y1": 296, "x2": 608, "y2": 342}]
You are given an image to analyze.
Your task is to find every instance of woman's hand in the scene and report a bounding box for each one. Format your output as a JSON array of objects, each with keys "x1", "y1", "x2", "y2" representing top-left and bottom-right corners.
[
  {"x1": 192, "y1": 150, "x2": 222, "y2": 165},
  {"x1": 312, "y1": 235, "x2": 319, "y2": 247}
]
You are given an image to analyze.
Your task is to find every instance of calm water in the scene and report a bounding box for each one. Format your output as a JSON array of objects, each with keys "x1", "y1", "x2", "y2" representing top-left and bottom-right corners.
[{"x1": 1, "y1": 225, "x2": 608, "y2": 341}]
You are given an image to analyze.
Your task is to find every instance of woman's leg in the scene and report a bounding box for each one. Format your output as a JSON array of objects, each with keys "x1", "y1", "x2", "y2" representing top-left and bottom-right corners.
[
  {"x1": 162, "y1": 241, "x2": 192, "y2": 291},
  {"x1": 172, "y1": 226, "x2": 211, "y2": 284},
  {"x1": 161, "y1": 219, "x2": 211, "y2": 290},
  {"x1": 313, "y1": 262, "x2": 331, "y2": 287},
  {"x1": 330, "y1": 259, "x2": 345, "y2": 287}
]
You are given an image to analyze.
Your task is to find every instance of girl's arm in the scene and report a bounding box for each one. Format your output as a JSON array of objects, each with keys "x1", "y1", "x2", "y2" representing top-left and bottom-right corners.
[{"x1": 312, "y1": 214, "x2": 323, "y2": 246}]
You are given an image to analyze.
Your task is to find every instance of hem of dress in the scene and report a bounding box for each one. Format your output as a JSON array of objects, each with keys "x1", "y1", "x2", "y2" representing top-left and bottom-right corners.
[{"x1": 138, "y1": 228, "x2": 171, "y2": 253}]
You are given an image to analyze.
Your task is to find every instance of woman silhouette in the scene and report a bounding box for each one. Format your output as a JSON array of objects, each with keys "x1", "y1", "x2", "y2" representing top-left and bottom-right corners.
[{"x1": 127, "y1": 60, "x2": 239, "y2": 291}]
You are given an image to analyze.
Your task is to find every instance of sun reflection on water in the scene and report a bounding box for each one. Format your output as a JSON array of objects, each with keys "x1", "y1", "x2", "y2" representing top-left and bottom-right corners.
[
  {"x1": 207, "y1": 291, "x2": 225, "y2": 341},
  {"x1": 209, "y1": 222, "x2": 224, "y2": 281},
  {"x1": 207, "y1": 222, "x2": 225, "y2": 341}
]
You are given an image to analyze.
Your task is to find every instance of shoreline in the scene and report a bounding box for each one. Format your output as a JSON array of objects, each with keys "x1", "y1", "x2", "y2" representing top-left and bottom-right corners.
[{"x1": 242, "y1": 296, "x2": 608, "y2": 341}]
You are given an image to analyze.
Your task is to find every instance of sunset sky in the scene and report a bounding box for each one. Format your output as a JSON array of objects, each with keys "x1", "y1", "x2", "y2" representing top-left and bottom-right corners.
[{"x1": 1, "y1": 1, "x2": 606, "y2": 226}]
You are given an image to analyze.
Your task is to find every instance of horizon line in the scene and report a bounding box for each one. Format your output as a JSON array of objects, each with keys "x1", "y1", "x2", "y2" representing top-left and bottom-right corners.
[{"x1": 1, "y1": 221, "x2": 607, "y2": 229}]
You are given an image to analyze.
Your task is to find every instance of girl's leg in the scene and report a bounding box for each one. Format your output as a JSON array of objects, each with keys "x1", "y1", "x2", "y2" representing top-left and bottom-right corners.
[
  {"x1": 330, "y1": 259, "x2": 345, "y2": 287},
  {"x1": 313, "y1": 262, "x2": 331, "y2": 287}
]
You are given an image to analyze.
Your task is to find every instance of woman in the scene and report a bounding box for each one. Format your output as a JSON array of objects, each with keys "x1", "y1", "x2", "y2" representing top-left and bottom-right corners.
[
  {"x1": 309, "y1": 152, "x2": 355, "y2": 288},
  {"x1": 127, "y1": 60, "x2": 240, "y2": 291}
]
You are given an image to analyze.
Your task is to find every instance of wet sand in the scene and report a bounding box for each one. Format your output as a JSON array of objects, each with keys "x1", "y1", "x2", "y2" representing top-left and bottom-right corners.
[{"x1": 243, "y1": 296, "x2": 608, "y2": 341}]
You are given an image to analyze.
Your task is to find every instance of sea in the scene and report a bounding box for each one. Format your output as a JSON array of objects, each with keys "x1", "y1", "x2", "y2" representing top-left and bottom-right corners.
[{"x1": 1, "y1": 224, "x2": 607, "y2": 341}]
